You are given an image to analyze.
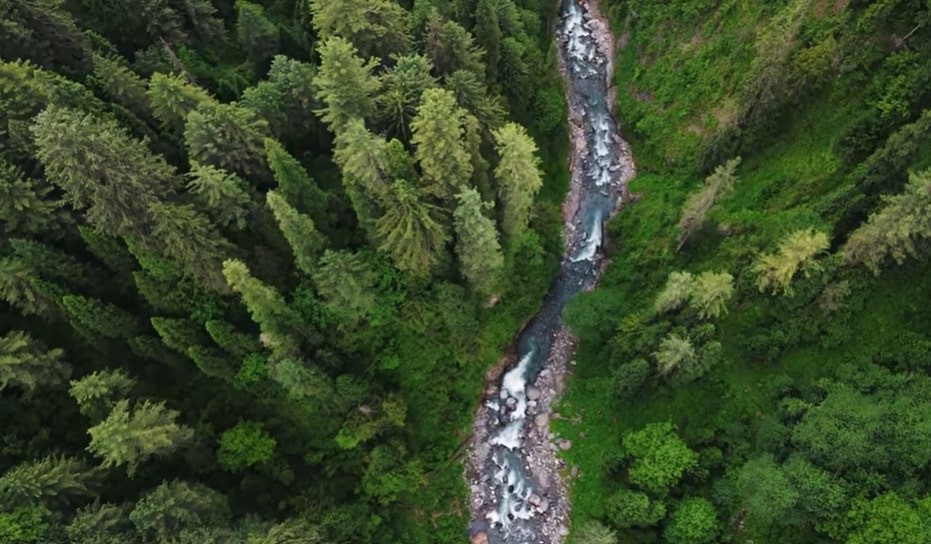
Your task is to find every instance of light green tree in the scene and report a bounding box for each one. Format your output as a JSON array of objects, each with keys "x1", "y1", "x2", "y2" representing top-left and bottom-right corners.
[
  {"x1": 377, "y1": 54, "x2": 436, "y2": 139},
  {"x1": 0, "y1": 455, "x2": 100, "y2": 509},
  {"x1": 87, "y1": 399, "x2": 195, "y2": 476},
  {"x1": 690, "y1": 271, "x2": 734, "y2": 319},
  {"x1": 570, "y1": 520, "x2": 617, "y2": 544},
  {"x1": 754, "y1": 228, "x2": 829, "y2": 295},
  {"x1": 410, "y1": 88, "x2": 472, "y2": 201},
  {"x1": 69, "y1": 369, "x2": 136, "y2": 421},
  {"x1": 309, "y1": 0, "x2": 411, "y2": 59},
  {"x1": 266, "y1": 190, "x2": 327, "y2": 275},
  {"x1": 313, "y1": 250, "x2": 379, "y2": 322},
  {"x1": 129, "y1": 480, "x2": 230, "y2": 541},
  {"x1": 604, "y1": 488, "x2": 666, "y2": 528},
  {"x1": 493, "y1": 122, "x2": 543, "y2": 239},
  {"x1": 0, "y1": 158, "x2": 62, "y2": 237},
  {"x1": 222, "y1": 259, "x2": 302, "y2": 356},
  {"x1": 652, "y1": 333, "x2": 696, "y2": 377},
  {"x1": 332, "y1": 119, "x2": 391, "y2": 238},
  {"x1": 184, "y1": 100, "x2": 270, "y2": 178},
  {"x1": 313, "y1": 37, "x2": 380, "y2": 134},
  {"x1": 654, "y1": 271, "x2": 694, "y2": 314},
  {"x1": 453, "y1": 188, "x2": 503, "y2": 295},
  {"x1": 376, "y1": 180, "x2": 449, "y2": 277},
  {"x1": 89, "y1": 53, "x2": 149, "y2": 117},
  {"x1": 622, "y1": 421, "x2": 698, "y2": 494},
  {"x1": 186, "y1": 162, "x2": 251, "y2": 230},
  {"x1": 0, "y1": 330, "x2": 69, "y2": 397},
  {"x1": 676, "y1": 158, "x2": 740, "y2": 251},
  {"x1": 147, "y1": 72, "x2": 212, "y2": 132}
]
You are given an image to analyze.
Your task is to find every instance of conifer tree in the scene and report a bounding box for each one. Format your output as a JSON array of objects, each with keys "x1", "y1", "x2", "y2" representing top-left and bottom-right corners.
[
  {"x1": 129, "y1": 480, "x2": 230, "y2": 541},
  {"x1": 0, "y1": 330, "x2": 69, "y2": 396},
  {"x1": 87, "y1": 399, "x2": 195, "y2": 476},
  {"x1": 0, "y1": 0, "x2": 90, "y2": 74},
  {"x1": 844, "y1": 169, "x2": 931, "y2": 274},
  {"x1": 217, "y1": 421, "x2": 276, "y2": 471},
  {"x1": 676, "y1": 158, "x2": 740, "y2": 251},
  {"x1": 690, "y1": 271, "x2": 734, "y2": 319},
  {"x1": 89, "y1": 53, "x2": 150, "y2": 117},
  {"x1": 474, "y1": 0, "x2": 501, "y2": 81},
  {"x1": 376, "y1": 180, "x2": 449, "y2": 277},
  {"x1": 332, "y1": 120, "x2": 391, "y2": 238},
  {"x1": 69, "y1": 369, "x2": 136, "y2": 421},
  {"x1": 445, "y1": 69, "x2": 506, "y2": 131},
  {"x1": 186, "y1": 345, "x2": 238, "y2": 381},
  {"x1": 65, "y1": 502, "x2": 132, "y2": 544},
  {"x1": 313, "y1": 250, "x2": 379, "y2": 322},
  {"x1": 31, "y1": 106, "x2": 178, "y2": 238},
  {"x1": 453, "y1": 188, "x2": 503, "y2": 296},
  {"x1": 0, "y1": 257, "x2": 59, "y2": 317},
  {"x1": 653, "y1": 333, "x2": 696, "y2": 377},
  {"x1": 241, "y1": 57, "x2": 319, "y2": 142},
  {"x1": 222, "y1": 259, "x2": 303, "y2": 355},
  {"x1": 424, "y1": 13, "x2": 486, "y2": 78},
  {"x1": 754, "y1": 229, "x2": 829, "y2": 295},
  {"x1": 309, "y1": 0, "x2": 412, "y2": 60},
  {"x1": 184, "y1": 100, "x2": 270, "y2": 178},
  {"x1": 0, "y1": 455, "x2": 100, "y2": 509},
  {"x1": 493, "y1": 122, "x2": 543, "y2": 239},
  {"x1": 264, "y1": 138, "x2": 330, "y2": 222},
  {"x1": 266, "y1": 190, "x2": 327, "y2": 276},
  {"x1": 147, "y1": 73, "x2": 212, "y2": 133},
  {"x1": 235, "y1": 0, "x2": 279, "y2": 67},
  {"x1": 376, "y1": 53, "x2": 436, "y2": 139},
  {"x1": 204, "y1": 320, "x2": 262, "y2": 358},
  {"x1": 147, "y1": 201, "x2": 232, "y2": 290},
  {"x1": 313, "y1": 36, "x2": 381, "y2": 134},
  {"x1": 151, "y1": 317, "x2": 209, "y2": 355},
  {"x1": 61, "y1": 295, "x2": 141, "y2": 340},
  {"x1": 0, "y1": 157, "x2": 63, "y2": 237},
  {"x1": 77, "y1": 226, "x2": 136, "y2": 280},
  {"x1": 654, "y1": 271, "x2": 695, "y2": 315},
  {"x1": 186, "y1": 162, "x2": 251, "y2": 230},
  {"x1": 410, "y1": 88, "x2": 472, "y2": 201}
]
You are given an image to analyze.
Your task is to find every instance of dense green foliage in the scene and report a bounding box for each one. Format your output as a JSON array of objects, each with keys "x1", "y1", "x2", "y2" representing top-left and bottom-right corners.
[
  {"x1": 0, "y1": 0, "x2": 568, "y2": 541},
  {"x1": 561, "y1": 0, "x2": 931, "y2": 543}
]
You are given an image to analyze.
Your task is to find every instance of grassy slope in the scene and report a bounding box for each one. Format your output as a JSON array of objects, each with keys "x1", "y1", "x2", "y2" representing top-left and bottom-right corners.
[{"x1": 554, "y1": 0, "x2": 931, "y2": 535}]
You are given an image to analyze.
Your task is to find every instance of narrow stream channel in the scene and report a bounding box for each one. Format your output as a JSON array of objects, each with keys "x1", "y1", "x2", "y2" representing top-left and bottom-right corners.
[{"x1": 466, "y1": 0, "x2": 635, "y2": 543}]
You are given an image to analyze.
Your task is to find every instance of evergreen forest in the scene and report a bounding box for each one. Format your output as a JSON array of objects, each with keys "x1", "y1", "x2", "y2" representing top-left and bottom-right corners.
[{"x1": 0, "y1": 0, "x2": 568, "y2": 542}]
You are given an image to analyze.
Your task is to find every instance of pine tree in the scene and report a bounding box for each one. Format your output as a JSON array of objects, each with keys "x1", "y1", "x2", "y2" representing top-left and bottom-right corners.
[
  {"x1": 264, "y1": 138, "x2": 329, "y2": 221},
  {"x1": 147, "y1": 72, "x2": 212, "y2": 132},
  {"x1": 0, "y1": 455, "x2": 100, "y2": 509},
  {"x1": 9, "y1": 238, "x2": 100, "y2": 294},
  {"x1": 445, "y1": 69, "x2": 506, "y2": 131},
  {"x1": 69, "y1": 369, "x2": 136, "y2": 421},
  {"x1": 654, "y1": 271, "x2": 695, "y2": 315},
  {"x1": 410, "y1": 88, "x2": 472, "y2": 201},
  {"x1": 241, "y1": 57, "x2": 319, "y2": 142},
  {"x1": 89, "y1": 53, "x2": 150, "y2": 117},
  {"x1": 87, "y1": 399, "x2": 195, "y2": 476},
  {"x1": 493, "y1": 122, "x2": 543, "y2": 239},
  {"x1": 313, "y1": 36, "x2": 381, "y2": 134},
  {"x1": 474, "y1": 0, "x2": 501, "y2": 81},
  {"x1": 690, "y1": 271, "x2": 734, "y2": 319},
  {"x1": 0, "y1": 330, "x2": 69, "y2": 397},
  {"x1": 235, "y1": 0, "x2": 279, "y2": 68},
  {"x1": 332, "y1": 119, "x2": 391, "y2": 238},
  {"x1": 453, "y1": 188, "x2": 503, "y2": 295},
  {"x1": 151, "y1": 317, "x2": 210, "y2": 355},
  {"x1": 186, "y1": 345, "x2": 238, "y2": 381},
  {"x1": 376, "y1": 180, "x2": 449, "y2": 277},
  {"x1": 0, "y1": 0, "x2": 90, "y2": 74},
  {"x1": 0, "y1": 157, "x2": 63, "y2": 237},
  {"x1": 186, "y1": 162, "x2": 251, "y2": 230},
  {"x1": 309, "y1": 0, "x2": 412, "y2": 60},
  {"x1": 61, "y1": 295, "x2": 141, "y2": 340},
  {"x1": 31, "y1": 106, "x2": 178, "y2": 238},
  {"x1": 653, "y1": 333, "x2": 696, "y2": 377},
  {"x1": 78, "y1": 226, "x2": 136, "y2": 280},
  {"x1": 184, "y1": 100, "x2": 270, "y2": 178},
  {"x1": 204, "y1": 320, "x2": 262, "y2": 358},
  {"x1": 754, "y1": 229, "x2": 830, "y2": 295},
  {"x1": 65, "y1": 502, "x2": 132, "y2": 544},
  {"x1": 147, "y1": 201, "x2": 232, "y2": 290},
  {"x1": 313, "y1": 250, "x2": 379, "y2": 322},
  {"x1": 222, "y1": 259, "x2": 304, "y2": 355},
  {"x1": 424, "y1": 13, "x2": 486, "y2": 78},
  {"x1": 376, "y1": 53, "x2": 436, "y2": 139},
  {"x1": 844, "y1": 169, "x2": 931, "y2": 274},
  {"x1": 0, "y1": 257, "x2": 59, "y2": 317},
  {"x1": 676, "y1": 158, "x2": 740, "y2": 251},
  {"x1": 266, "y1": 190, "x2": 327, "y2": 276},
  {"x1": 129, "y1": 480, "x2": 230, "y2": 541}
]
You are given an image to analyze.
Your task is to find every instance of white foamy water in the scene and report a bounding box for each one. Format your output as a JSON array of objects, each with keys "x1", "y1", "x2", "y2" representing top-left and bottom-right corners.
[{"x1": 571, "y1": 209, "x2": 603, "y2": 263}]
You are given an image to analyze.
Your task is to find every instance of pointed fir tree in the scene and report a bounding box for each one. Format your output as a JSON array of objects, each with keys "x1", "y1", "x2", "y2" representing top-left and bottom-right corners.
[
  {"x1": 87, "y1": 399, "x2": 195, "y2": 476},
  {"x1": 332, "y1": 119, "x2": 391, "y2": 239},
  {"x1": 266, "y1": 190, "x2": 327, "y2": 276},
  {"x1": 69, "y1": 369, "x2": 136, "y2": 421},
  {"x1": 0, "y1": 330, "x2": 69, "y2": 397},
  {"x1": 235, "y1": 0, "x2": 279, "y2": 68},
  {"x1": 376, "y1": 53, "x2": 436, "y2": 139},
  {"x1": 61, "y1": 295, "x2": 141, "y2": 340},
  {"x1": 676, "y1": 158, "x2": 740, "y2": 251},
  {"x1": 410, "y1": 88, "x2": 472, "y2": 201},
  {"x1": 474, "y1": 0, "x2": 501, "y2": 81},
  {"x1": 186, "y1": 345, "x2": 238, "y2": 381},
  {"x1": 241, "y1": 57, "x2": 319, "y2": 142},
  {"x1": 313, "y1": 250, "x2": 379, "y2": 323},
  {"x1": 204, "y1": 319, "x2": 262, "y2": 358},
  {"x1": 129, "y1": 480, "x2": 230, "y2": 541},
  {"x1": 150, "y1": 317, "x2": 210, "y2": 355},
  {"x1": 89, "y1": 53, "x2": 150, "y2": 117},
  {"x1": 313, "y1": 36, "x2": 381, "y2": 134},
  {"x1": 493, "y1": 122, "x2": 543, "y2": 239},
  {"x1": 222, "y1": 259, "x2": 304, "y2": 356},
  {"x1": 184, "y1": 100, "x2": 270, "y2": 179},
  {"x1": 185, "y1": 162, "x2": 251, "y2": 230},
  {"x1": 0, "y1": 256, "x2": 59, "y2": 317},
  {"x1": 755, "y1": 229, "x2": 830, "y2": 295},
  {"x1": 147, "y1": 72, "x2": 212, "y2": 133},
  {"x1": 309, "y1": 0, "x2": 411, "y2": 60},
  {"x1": 0, "y1": 455, "x2": 100, "y2": 510},
  {"x1": 690, "y1": 271, "x2": 734, "y2": 319},
  {"x1": 655, "y1": 271, "x2": 695, "y2": 315},
  {"x1": 0, "y1": 157, "x2": 63, "y2": 237},
  {"x1": 453, "y1": 188, "x2": 503, "y2": 296},
  {"x1": 424, "y1": 13, "x2": 486, "y2": 78},
  {"x1": 376, "y1": 180, "x2": 449, "y2": 277},
  {"x1": 264, "y1": 138, "x2": 329, "y2": 222}
]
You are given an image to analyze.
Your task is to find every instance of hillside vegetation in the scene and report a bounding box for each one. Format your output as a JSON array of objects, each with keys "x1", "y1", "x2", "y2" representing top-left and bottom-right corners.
[
  {"x1": 559, "y1": 0, "x2": 931, "y2": 542},
  {"x1": 0, "y1": 0, "x2": 568, "y2": 542}
]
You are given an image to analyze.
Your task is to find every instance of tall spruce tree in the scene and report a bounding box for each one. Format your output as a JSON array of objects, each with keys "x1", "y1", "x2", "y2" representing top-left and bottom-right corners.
[
  {"x1": 376, "y1": 180, "x2": 449, "y2": 277},
  {"x1": 184, "y1": 100, "x2": 270, "y2": 179},
  {"x1": 222, "y1": 259, "x2": 304, "y2": 355},
  {"x1": 453, "y1": 188, "x2": 503, "y2": 296},
  {"x1": 266, "y1": 190, "x2": 327, "y2": 276},
  {"x1": 410, "y1": 88, "x2": 472, "y2": 201},
  {"x1": 0, "y1": 330, "x2": 69, "y2": 396},
  {"x1": 313, "y1": 37, "x2": 381, "y2": 134},
  {"x1": 309, "y1": 0, "x2": 411, "y2": 60},
  {"x1": 493, "y1": 122, "x2": 543, "y2": 239}
]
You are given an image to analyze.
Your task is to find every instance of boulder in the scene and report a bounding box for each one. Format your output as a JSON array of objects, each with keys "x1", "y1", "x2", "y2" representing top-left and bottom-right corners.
[
  {"x1": 526, "y1": 385, "x2": 541, "y2": 401},
  {"x1": 558, "y1": 439, "x2": 572, "y2": 451}
]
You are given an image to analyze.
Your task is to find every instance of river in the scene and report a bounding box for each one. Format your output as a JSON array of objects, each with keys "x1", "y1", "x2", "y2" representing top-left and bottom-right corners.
[{"x1": 465, "y1": 0, "x2": 635, "y2": 543}]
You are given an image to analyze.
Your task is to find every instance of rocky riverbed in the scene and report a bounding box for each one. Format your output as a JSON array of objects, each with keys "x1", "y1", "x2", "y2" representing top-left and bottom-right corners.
[{"x1": 464, "y1": 0, "x2": 635, "y2": 543}]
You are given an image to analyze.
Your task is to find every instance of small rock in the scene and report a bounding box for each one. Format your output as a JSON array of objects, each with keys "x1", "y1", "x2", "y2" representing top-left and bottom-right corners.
[
  {"x1": 505, "y1": 397, "x2": 517, "y2": 410},
  {"x1": 571, "y1": 465, "x2": 579, "y2": 477},
  {"x1": 526, "y1": 385, "x2": 541, "y2": 401},
  {"x1": 470, "y1": 531, "x2": 488, "y2": 544},
  {"x1": 535, "y1": 414, "x2": 549, "y2": 428},
  {"x1": 558, "y1": 439, "x2": 572, "y2": 451},
  {"x1": 527, "y1": 400, "x2": 537, "y2": 409},
  {"x1": 537, "y1": 501, "x2": 549, "y2": 513},
  {"x1": 528, "y1": 494, "x2": 542, "y2": 507},
  {"x1": 499, "y1": 390, "x2": 508, "y2": 400}
]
